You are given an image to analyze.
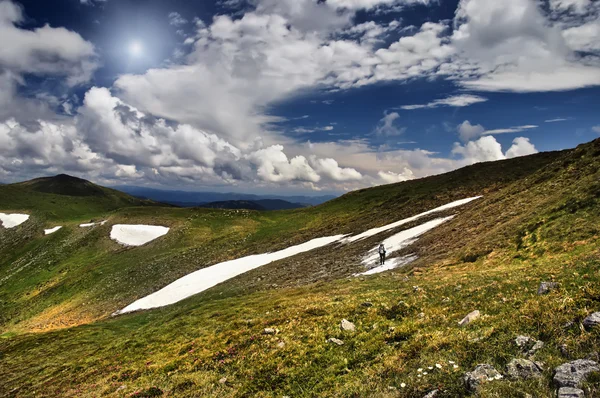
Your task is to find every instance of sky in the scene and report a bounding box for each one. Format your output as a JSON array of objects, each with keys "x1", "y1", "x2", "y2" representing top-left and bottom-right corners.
[{"x1": 0, "y1": 0, "x2": 599, "y2": 195}]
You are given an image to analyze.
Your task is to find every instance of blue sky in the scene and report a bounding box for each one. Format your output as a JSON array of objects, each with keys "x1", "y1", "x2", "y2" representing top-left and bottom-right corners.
[{"x1": 0, "y1": 0, "x2": 599, "y2": 194}]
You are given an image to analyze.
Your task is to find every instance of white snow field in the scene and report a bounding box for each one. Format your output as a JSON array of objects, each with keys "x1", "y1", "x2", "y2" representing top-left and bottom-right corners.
[
  {"x1": 0, "y1": 213, "x2": 30, "y2": 229},
  {"x1": 44, "y1": 226, "x2": 63, "y2": 235},
  {"x1": 115, "y1": 234, "x2": 347, "y2": 314},
  {"x1": 79, "y1": 220, "x2": 107, "y2": 228},
  {"x1": 116, "y1": 196, "x2": 481, "y2": 314},
  {"x1": 358, "y1": 216, "x2": 455, "y2": 275},
  {"x1": 110, "y1": 225, "x2": 170, "y2": 247}
]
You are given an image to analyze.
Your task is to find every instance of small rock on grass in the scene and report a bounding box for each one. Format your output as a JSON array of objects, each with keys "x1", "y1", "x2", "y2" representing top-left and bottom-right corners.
[
  {"x1": 423, "y1": 390, "x2": 439, "y2": 398},
  {"x1": 464, "y1": 364, "x2": 503, "y2": 392},
  {"x1": 582, "y1": 312, "x2": 600, "y2": 330},
  {"x1": 553, "y1": 359, "x2": 600, "y2": 388},
  {"x1": 515, "y1": 335, "x2": 544, "y2": 356},
  {"x1": 340, "y1": 319, "x2": 356, "y2": 332},
  {"x1": 537, "y1": 281, "x2": 559, "y2": 295},
  {"x1": 557, "y1": 387, "x2": 585, "y2": 398},
  {"x1": 506, "y1": 358, "x2": 543, "y2": 380},
  {"x1": 327, "y1": 338, "x2": 344, "y2": 346},
  {"x1": 458, "y1": 310, "x2": 481, "y2": 327},
  {"x1": 263, "y1": 328, "x2": 278, "y2": 335}
]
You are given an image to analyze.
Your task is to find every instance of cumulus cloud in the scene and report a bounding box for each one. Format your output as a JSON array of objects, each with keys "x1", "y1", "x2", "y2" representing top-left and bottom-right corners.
[
  {"x1": 378, "y1": 169, "x2": 414, "y2": 184},
  {"x1": 593, "y1": 125, "x2": 600, "y2": 133},
  {"x1": 168, "y1": 12, "x2": 188, "y2": 27},
  {"x1": 375, "y1": 112, "x2": 405, "y2": 136},
  {"x1": 400, "y1": 94, "x2": 488, "y2": 110},
  {"x1": 452, "y1": 135, "x2": 538, "y2": 163},
  {"x1": 457, "y1": 120, "x2": 538, "y2": 142},
  {"x1": 0, "y1": 0, "x2": 98, "y2": 86}
]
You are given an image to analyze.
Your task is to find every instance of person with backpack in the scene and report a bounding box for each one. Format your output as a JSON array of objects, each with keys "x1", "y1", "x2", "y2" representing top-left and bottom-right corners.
[{"x1": 378, "y1": 244, "x2": 386, "y2": 265}]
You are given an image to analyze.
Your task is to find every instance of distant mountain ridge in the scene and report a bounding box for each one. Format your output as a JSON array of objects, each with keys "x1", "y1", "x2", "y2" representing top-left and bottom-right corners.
[
  {"x1": 199, "y1": 199, "x2": 308, "y2": 211},
  {"x1": 112, "y1": 185, "x2": 337, "y2": 207}
]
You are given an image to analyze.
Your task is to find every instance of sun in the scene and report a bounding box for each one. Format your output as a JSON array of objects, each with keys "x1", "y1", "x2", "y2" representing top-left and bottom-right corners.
[{"x1": 129, "y1": 41, "x2": 143, "y2": 57}]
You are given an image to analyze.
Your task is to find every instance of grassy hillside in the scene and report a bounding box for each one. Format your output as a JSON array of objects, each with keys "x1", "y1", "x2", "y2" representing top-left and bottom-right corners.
[{"x1": 2, "y1": 140, "x2": 600, "y2": 397}]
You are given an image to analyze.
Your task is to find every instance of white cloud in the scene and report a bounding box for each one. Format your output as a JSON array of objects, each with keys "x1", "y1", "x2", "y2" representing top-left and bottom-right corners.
[
  {"x1": 400, "y1": 94, "x2": 488, "y2": 110},
  {"x1": 545, "y1": 118, "x2": 569, "y2": 122},
  {"x1": 378, "y1": 169, "x2": 414, "y2": 184},
  {"x1": 550, "y1": 0, "x2": 593, "y2": 14},
  {"x1": 457, "y1": 120, "x2": 538, "y2": 142},
  {"x1": 452, "y1": 135, "x2": 538, "y2": 163},
  {"x1": 0, "y1": 0, "x2": 98, "y2": 86},
  {"x1": 593, "y1": 125, "x2": 600, "y2": 133},
  {"x1": 505, "y1": 137, "x2": 538, "y2": 158},
  {"x1": 375, "y1": 112, "x2": 405, "y2": 136},
  {"x1": 168, "y1": 12, "x2": 188, "y2": 27}
]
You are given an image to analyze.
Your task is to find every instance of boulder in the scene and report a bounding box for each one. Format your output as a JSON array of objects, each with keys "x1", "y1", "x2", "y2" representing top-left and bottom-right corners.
[
  {"x1": 553, "y1": 359, "x2": 600, "y2": 388},
  {"x1": 459, "y1": 310, "x2": 481, "y2": 327},
  {"x1": 537, "y1": 281, "x2": 559, "y2": 295},
  {"x1": 340, "y1": 319, "x2": 356, "y2": 332},
  {"x1": 506, "y1": 358, "x2": 543, "y2": 380},
  {"x1": 582, "y1": 312, "x2": 600, "y2": 330},
  {"x1": 557, "y1": 387, "x2": 585, "y2": 398},
  {"x1": 327, "y1": 337, "x2": 344, "y2": 346},
  {"x1": 464, "y1": 364, "x2": 503, "y2": 392}
]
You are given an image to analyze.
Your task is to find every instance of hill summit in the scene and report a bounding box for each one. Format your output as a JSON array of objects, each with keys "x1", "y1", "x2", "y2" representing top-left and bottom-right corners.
[{"x1": 16, "y1": 174, "x2": 107, "y2": 197}]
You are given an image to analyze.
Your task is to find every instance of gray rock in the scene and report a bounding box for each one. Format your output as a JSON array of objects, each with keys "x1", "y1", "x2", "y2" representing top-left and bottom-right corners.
[
  {"x1": 553, "y1": 359, "x2": 600, "y2": 388},
  {"x1": 417, "y1": 312, "x2": 425, "y2": 319},
  {"x1": 506, "y1": 358, "x2": 543, "y2": 380},
  {"x1": 263, "y1": 328, "x2": 278, "y2": 335},
  {"x1": 340, "y1": 319, "x2": 356, "y2": 332},
  {"x1": 464, "y1": 364, "x2": 503, "y2": 391},
  {"x1": 459, "y1": 310, "x2": 481, "y2": 327},
  {"x1": 423, "y1": 390, "x2": 438, "y2": 398},
  {"x1": 537, "y1": 281, "x2": 559, "y2": 295},
  {"x1": 557, "y1": 387, "x2": 585, "y2": 398},
  {"x1": 327, "y1": 337, "x2": 344, "y2": 346},
  {"x1": 515, "y1": 335, "x2": 544, "y2": 356},
  {"x1": 582, "y1": 312, "x2": 600, "y2": 330}
]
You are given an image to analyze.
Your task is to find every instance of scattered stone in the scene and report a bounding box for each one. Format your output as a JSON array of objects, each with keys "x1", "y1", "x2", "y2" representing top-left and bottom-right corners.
[
  {"x1": 557, "y1": 387, "x2": 585, "y2": 398},
  {"x1": 454, "y1": 285, "x2": 462, "y2": 291},
  {"x1": 340, "y1": 319, "x2": 356, "y2": 332},
  {"x1": 537, "y1": 281, "x2": 559, "y2": 295},
  {"x1": 219, "y1": 377, "x2": 227, "y2": 384},
  {"x1": 515, "y1": 335, "x2": 544, "y2": 356},
  {"x1": 327, "y1": 337, "x2": 344, "y2": 346},
  {"x1": 423, "y1": 390, "x2": 439, "y2": 398},
  {"x1": 464, "y1": 364, "x2": 503, "y2": 392},
  {"x1": 418, "y1": 312, "x2": 425, "y2": 319},
  {"x1": 277, "y1": 341, "x2": 285, "y2": 349},
  {"x1": 506, "y1": 358, "x2": 543, "y2": 380},
  {"x1": 458, "y1": 310, "x2": 481, "y2": 327},
  {"x1": 413, "y1": 286, "x2": 422, "y2": 292},
  {"x1": 263, "y1": 328, "x2": 278, "y2": 335},
  {"x1": 582, "y1": 312, "x2": 600, "y2": 330},
  {"x1": 553, "y1": 359, "x2": 600, "y2": 388},
  {"x1": 361, "y1": 302, "x2": 373, "y2": 308},
  {"x1": 442, "y1": 297, "x2": 450, "y2": 303}
]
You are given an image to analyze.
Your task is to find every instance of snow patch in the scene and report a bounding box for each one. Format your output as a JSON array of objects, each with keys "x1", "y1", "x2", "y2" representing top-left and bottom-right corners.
[
  {"x1": 344, "y1": 196, "x2": 481, "y2": 243},
  {"x1": 0, "y1": 213, "x2": 30, "y2": 229},
  {"x1": 115, "y1": 234, "x2": 346, "y2": 314},
  {"x1": 115, "y1": 196, "x2": 482, "y2": 314},
  {"x1": 79, "y1": 221, "x2": 107, "y2": 228},
  {"x1": 358, "y1": 216, "x2": 455, "y2": 275},
  {"x1": 110, "y1": 225, "x2": 170, "y2": 247},
  {"x1": 44, "y1": 226, "x2": 62, "y2": 235}
]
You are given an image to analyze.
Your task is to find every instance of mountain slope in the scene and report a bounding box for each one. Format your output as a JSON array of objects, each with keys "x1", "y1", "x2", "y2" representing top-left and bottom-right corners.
[
  {"x1": 2, "y1": 141, "x2": 600, "y2": 397},
  {"x1": 199, "y1": 199, "x2": 307, "y2": 211}
]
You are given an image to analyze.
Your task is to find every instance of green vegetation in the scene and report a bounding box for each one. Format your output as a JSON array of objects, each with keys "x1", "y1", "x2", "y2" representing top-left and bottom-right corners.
[{"x1": 1, "y1": 140, "x2": 600, "y2": 397}]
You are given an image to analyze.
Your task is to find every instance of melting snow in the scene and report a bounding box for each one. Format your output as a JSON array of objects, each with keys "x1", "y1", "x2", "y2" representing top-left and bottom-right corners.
[
  {"x1": 0, "y1": 213, "x2": 30, "y2": 229},
  {"x1": 115, "y1": 234, "x2": 346, "y2": 314},
  {"x1": 110, "y1": 225, "x2": 170, "y2": 247},
  {"x1": 344, "y1": 196, "x2": 481, "y2": 243},
  {"x1": 80, "y1": 221, "x2": 107, "y2": 228},
  {"x1": 44, "y1": 226, "x2": 62, "y2": 235},
  {"x1": 116, "y1": 196, "x2": 481, "y2": 314}
]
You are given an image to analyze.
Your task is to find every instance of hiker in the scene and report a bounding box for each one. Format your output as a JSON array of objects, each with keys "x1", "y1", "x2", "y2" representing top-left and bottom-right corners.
[{"x1": 378, "y1": 244, "x2": 386, "y2": 265}]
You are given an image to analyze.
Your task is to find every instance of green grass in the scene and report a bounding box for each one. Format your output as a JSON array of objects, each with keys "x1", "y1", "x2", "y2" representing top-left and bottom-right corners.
[{"x1": 1, "y1": 140, "x2": 600, "y2": 397}]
